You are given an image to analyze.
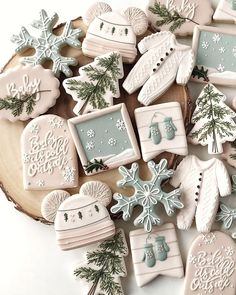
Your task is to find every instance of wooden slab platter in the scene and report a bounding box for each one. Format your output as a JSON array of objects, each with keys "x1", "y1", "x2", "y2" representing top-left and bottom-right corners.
[{"x1": 0, "y1": 18, "x2": 192, "y2": 223}]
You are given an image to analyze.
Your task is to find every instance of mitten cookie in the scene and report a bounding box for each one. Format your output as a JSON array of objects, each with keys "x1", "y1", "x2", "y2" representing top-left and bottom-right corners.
[
  {"x1": 183, "y1": 232, "x2": 236, "y2": 295},
  {"x1": 82, "y1": 2, "x2": 148, "y2": 63},
  {"x1": 21, "y1": 114, "x2": 78, "y2": 190}
]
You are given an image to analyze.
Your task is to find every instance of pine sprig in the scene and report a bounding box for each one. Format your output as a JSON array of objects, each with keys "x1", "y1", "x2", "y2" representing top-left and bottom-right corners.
[
  {"x1": 0, "y1": 90, "x2": 51, "y2": 117},
  {"x1": 84, "y1": 159, "x2": 108, "y2": 174},
  {"x1": 148, "y1": 2, "x2": 199, "y2": 32},
  {"x1": 192, "y1": 66, "x2": 209, "y2": 82}
]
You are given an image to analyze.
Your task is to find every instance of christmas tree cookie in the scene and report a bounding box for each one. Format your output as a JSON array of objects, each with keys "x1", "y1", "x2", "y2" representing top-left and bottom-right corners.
[
  {"x1": 188, "y1": 84, "x2": 236, "y2": 154},
  {"x1": 214, "y1": 0, "x2": 236, "y2": 24},
  {"x1": 41, "y1": 181, "x2": 115, "y2": 250},
  {"x1": 11, "y1": 9, "x2": 83, "y2": 77},
  {"x1": 73, "y1": 229, "x2": 128, "y2": 295},
  {"x1": 68, "y1": 103, "x2": 140, "y2": 175},
  {"x1": 63, "y1": 51, "x2": 124, "y2": 115},
  {"x1": 21, "y1": 114, "x2": 78, "y2": 190},
  {"x1": 0, "y1": 65, "x2": 60, "y2": 121},
  {"x1": 130, "y1": 223, "x2": 184, "y2": 287}
]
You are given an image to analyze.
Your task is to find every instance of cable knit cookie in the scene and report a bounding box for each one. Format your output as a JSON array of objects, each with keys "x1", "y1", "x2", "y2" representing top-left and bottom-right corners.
[
  {"x1": 170, "y1": 155, "x2": 231, "y2": 233},
  {"x1": 123, "y1": 31, "x2": 195, "y2": 105}
]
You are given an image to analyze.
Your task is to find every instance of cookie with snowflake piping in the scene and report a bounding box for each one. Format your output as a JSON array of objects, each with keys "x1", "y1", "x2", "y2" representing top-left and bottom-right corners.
[
  {"x1": 214, "y1": 0, "x2": 236, "y2": 24},
  {"x1": 68, "y1": 103, "x2": 140, "y2": 175},
  {"x1": 11, "y1": 9, "x2": 82, "y2": 77},
  {"x1": 63, "y1": 51, "x2": 124, "y2": 115},
  {"x1": 191, "y1": 26, "x2": 236, "y2": 86},
  {"x1": 183, "y1": 231, "x2": 236, "y2": 295},
  {"x1": 147, "y1": 0, "x2": 213, "y2": 36},
  {"x1": 21, "y1": 114, "x2": 78, "y2": 190},
  {"x1": 0, "y1": 65, "x2": 60, "y2": 122}
]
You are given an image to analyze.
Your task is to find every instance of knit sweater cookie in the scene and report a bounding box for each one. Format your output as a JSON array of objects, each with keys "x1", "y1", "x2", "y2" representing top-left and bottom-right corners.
[
  {"x1": 123, "y1": 31, "x2": 195, "y2": 106},
  {"x1": 170, "y1": 155, "x2": 231, "y2": 233}
]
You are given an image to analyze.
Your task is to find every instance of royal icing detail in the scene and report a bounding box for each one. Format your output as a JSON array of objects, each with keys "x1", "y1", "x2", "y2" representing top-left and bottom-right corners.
[
  {"x1": 82, "y1": 2, "x2": 148, "y2": 63},
  {"x1": 11, "y1": 9, "x2": 82, "y2": 77},
  {"x1": 73, "y1": 229, "x2": 128, "y2": 295},
  {"x1": 214, "y1": 0, "x2": 236, "y2": 24},
  {"x1": 222, "y1": 141, "x2": 236, "y2": 169},
  {"x1": 216, "y1": 202, "x2": 236, "y2": 239},
  {"x1": 192, "y1": 26, "x2": 236, "y2": 86},
  {"x1": 147, "y1": 0, "x2": 213, "y2": 36},
  {"x1": 63, "y1": 51, "x2": 124, "y2": 115},
  {"x1": 130, "y1": 224, "x2": 184, "y2": 287},
  {"x1": 135, "y1": 102, "x2": 188, "y2": 162},
  {"x1": 21, "y1": 114, "x2": 78, "y2": 190},
  {"x1": 123, "y1": 31, "x2": 195, "y2": 106},
  {"x1": 183, "y1": 231, "x2": 236, "y2": 295},
  {"x1": 68, "y1": 103, "x2": 140, "y2": 175},
  {"x1": 0, "y1": 65, "x2": 60, "y2": 122},
  {"x1": 111, "y1": 159, "x2": 183, "y2": 232},
  {"x1": 188, "y1": 84, "x2": 236, "y2": 154}
]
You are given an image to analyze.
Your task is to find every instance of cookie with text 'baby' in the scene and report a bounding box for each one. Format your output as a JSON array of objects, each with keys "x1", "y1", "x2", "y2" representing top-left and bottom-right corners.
[{"x1": 183, "y1": 231, "x2": 236, "y2": 295}]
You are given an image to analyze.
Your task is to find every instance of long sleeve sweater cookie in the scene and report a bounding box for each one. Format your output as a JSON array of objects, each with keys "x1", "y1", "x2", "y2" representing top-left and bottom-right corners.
[
  {"x1": 170, "y1": 155, "x2": 231, "y2": 233},
  {"x1": 123, "y1": 31, "x2": 195, "y2": 106}
]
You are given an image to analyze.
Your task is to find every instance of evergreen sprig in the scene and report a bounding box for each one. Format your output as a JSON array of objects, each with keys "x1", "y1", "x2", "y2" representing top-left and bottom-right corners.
[
  {"x1": 148, "y1": 2, "x2": 199, "y2": 32},
  {"x1": 84, "y1": 159, "x2": 108, "y2": 174},
  {"x1": 0, "y1": 90, "x2": 51, "y2": 117},
  {"x1": 65, "y1": 52, "x2": 121, "y2": 114},
  {"x1": 74, "y1": 230, "x2": 126, "y2": 295}
]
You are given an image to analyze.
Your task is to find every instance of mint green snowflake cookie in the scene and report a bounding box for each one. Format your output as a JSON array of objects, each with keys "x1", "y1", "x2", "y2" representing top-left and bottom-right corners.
[
  {"x1": 11, "y1": 9, "x2": 83, "y2": 77},
  {"x1": 111, "y1": 159, "x2": 184, "y2": 232}
]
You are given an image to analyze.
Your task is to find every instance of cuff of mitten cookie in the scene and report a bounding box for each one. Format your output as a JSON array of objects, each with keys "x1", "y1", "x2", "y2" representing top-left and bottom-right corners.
[{"x1": 123, "y1": 79, "x2": 135, "y2": 94}]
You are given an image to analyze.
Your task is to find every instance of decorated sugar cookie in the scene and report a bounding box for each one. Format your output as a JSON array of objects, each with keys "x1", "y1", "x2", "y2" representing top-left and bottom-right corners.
[
  {"x1": 170, "y1": 155, "x2": 231, "y2": 233},
  {"x1": 147, "y1": 0, "x2": 213, "y2": 36},
  {"x1": 135, "y1": 102, "x2": 188, "y2": 162},
  {"x1": 183, "y1": 231, "x2": 236, "y2": 295},
  {"x1": 82, "y1": 2, "x2": 148, "y2": 63},
  {"x1": 68, "y1": 103, "x2": 140, "y2": 175},
  {"x1": 214, "y1": 0, "x2": 236, "y2": 24},
  {"x1": 111, "y1": 159, "x2": 183, "y2": 232},
  {"x1": 188, "y1": 84, "x2": 236, "y2": 154},
  {"x1": 222, "y1": 141, "x2": 236, "y2": 168},
  {"x1": 63, "y1": 51, "x2": 124, "y2": 115},
  {"x1": 41, "y1": 181, "x2": 115, "y2": 250},
  {"x1": 216, "y1": 203, "x2": 236, "y2": 239},
  {"x1": 0, "y1": 65, "x2": 60, "y2": 122},
  {"x1": 11, "y1": 9, "x2": 82, "y2": 77},
  {"x1": 21, "y1": 114, "x2": 78, "y2": 190},
  {"x1": 73, "y1": 229, "x2": 128, "y2": 295},
  {"x1": 123, "y1": 31, "x2": 195, "y2": 106},
  {"x1": 130, "y1": 223, "x2": 184, "y2": 287},
  {"x1": 191, "y1": 26, "x2": 236, "y2": 86}
]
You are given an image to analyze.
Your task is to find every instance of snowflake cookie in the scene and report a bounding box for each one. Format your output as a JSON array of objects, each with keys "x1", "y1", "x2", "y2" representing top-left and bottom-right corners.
[
  {"x1": 21, "y1": 114, "x2": 78, "y2": 190},
  {"x1": 73, "y1": 229, "x2": 128, "y2": 295},
  {"x1": 41, "y1": 181, "x2": 115, "y2": 250},
  {"x1": 0, "y1": 65, "x2": 60, "y2": 122},
  {"x1": 82, "y1": 2, "x2": 148, "y2": 63},
  {"x1": 130, "y1": 223, "x2": 184, "y2": 287},
  {"x1": 183, "y1": 231, "x2": 236, "y2": 295},
  {"x1": 68, "y1": 103, "x2": 140, "y2": 175},
  {"x1": 11, "y1": 9, "x2": 83, "y2": 77},
  {"x1": 110, "y1": 159, "x2": 183, "y2": 232},
  {"x1": 63, "y1": 51, "x2": 124, "y2": 115}
]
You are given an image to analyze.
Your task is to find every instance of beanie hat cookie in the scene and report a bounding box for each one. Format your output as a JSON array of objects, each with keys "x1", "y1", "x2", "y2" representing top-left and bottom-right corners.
[
  {"x1": 82, "y1": 2, "x2": 148, "y2": 63},
  {"x1": 41, "y1": 181, "x2": 115, "y2": 250}
]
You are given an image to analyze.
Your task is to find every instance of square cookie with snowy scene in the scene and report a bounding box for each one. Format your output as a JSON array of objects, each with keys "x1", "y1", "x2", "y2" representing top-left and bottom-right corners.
[
  {"x1": 191, "y1": 25, "x2": 236, "y2": 86},
  {"x1": 68, "y1": 103, "x2": 140, "y2": 175}
]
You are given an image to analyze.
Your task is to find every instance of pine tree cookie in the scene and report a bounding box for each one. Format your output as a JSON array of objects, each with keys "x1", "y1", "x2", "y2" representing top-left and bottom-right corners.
[
  {"x1": 68, "y1": 103, "x2": 140, "y2": 175},
  {"x1": 73, "y1": 229, "x2": 128, "y2": 295},
  {"x1": 130, "y1": 223, "x2": 184, "y2": 287},
  {"x1": 21, "y1": 114, "x2": 78, "y2": 190},
  {"x1": 214, "y1": 0, "x2": 236, "y2": 24},
  {"x1": 11, "y1": 9, "x2": 83, "y2": 77},
  {"x1": 63, "y1": 51, "x2": 124, "y2": 115},
  {"x1": 147, "y1": 0, "x2": 213, "y2": 36},
  {"x1": 82, "y1": 2, "x2": 148, "y2": 63},
  {"x1": 135, "y1": 102, "x2": 188, "y2": 162},
  {"x1": 0, "y1": 65, "x2": 60, "y2": 122},
  {"x1": 183, "y1": 232, "x2": 236, "y2": 295},
  {"x1": 41, "y1": 181, "x2": 115, "y2": 250},
  {"x1": 188, "y1": 84, "x2": 236, "y2": 154}
]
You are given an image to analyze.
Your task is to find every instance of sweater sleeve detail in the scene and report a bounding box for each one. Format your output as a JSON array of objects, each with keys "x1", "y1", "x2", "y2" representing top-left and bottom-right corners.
[
  {"x1": 216, "y1": 160, "x2": 231, "y2": 197},
  {"x1": 176, "y1": 49, "x2": 195, "y2": 85}
]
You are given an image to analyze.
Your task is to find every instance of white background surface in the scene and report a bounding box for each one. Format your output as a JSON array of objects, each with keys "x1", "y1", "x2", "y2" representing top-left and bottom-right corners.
[{"x1": 0, "y1": 0, "x2": 236, "y2": 295}]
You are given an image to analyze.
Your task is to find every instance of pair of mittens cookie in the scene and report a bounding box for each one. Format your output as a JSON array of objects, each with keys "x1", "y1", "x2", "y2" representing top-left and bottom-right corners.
[{"x1": 41, "y1": 181, "x2": 116, "y2": 250}]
